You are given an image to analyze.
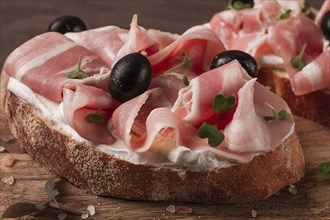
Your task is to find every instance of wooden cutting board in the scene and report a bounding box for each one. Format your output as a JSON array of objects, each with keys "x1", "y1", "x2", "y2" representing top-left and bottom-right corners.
[{"x1": 0, "y1": 88, "x2": 329, "y2": 219}]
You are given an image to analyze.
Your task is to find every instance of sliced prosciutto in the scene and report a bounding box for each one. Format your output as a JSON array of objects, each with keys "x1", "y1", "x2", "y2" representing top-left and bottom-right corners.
[
  {"x1": 224, "y1": 79, "x2": 294, "y2": 153},
  {"x1": 172, "y1": 60, "x2": 251, "y2": 126},
  {"x1": 4, "y1": 32, "x2": 107, "y2": 102},
  {"x1": 292, "y1": 50, "x2": 330, "y2": 95},
  {"x1": 268, "y1": 15, "x2": 325, "y2": 95},
  {"x1": 114, "y1": 14, "x2": 178, "y2": 65},
  {"x1": 148, "y1": 25, "x2": 226, "y2": 75},
  {"x1": 63, "y1": 83, "x2": 119, "y2": 145},
  {"x1": 65, "y1": 26, "x2": 128, "y2": 67}
]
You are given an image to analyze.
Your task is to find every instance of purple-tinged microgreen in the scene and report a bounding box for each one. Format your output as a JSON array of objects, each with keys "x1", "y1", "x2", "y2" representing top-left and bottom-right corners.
[
  {"x1": 264, "y1": 103, "x2": 291, "y2": 122},
  {"x1": 212, "y1": 95, "x2": 236, "y2": 113},
  {"x1": 198, "y1": 122, "x2": 225, "y2": 148},
  {"x1": 291, "y1": 43, "x2": 307, "y2": 70},
  {"x1": 319, "y1": 161, "x2": 330, "y2": 175},
  {"x1": 67, "y1": 57, "x2": 88, "y2": 79},
  {"x1": 160, "y1": 51, "x2": 191, "y2": 86},
  {"x1": 226, "y1": 0, "x2": 254, "y2": 10},
  {"x1": 0, "y1": 176, "x2": 84, "y2": 219}
]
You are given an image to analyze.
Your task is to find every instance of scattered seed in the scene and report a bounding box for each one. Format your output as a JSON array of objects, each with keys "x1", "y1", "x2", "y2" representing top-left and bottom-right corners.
[
  {"x1": 1, "y1": 175, "x2": 15, "y2": 185},
  {"x1": 251, "y1": 209, "x2": 257, "y2": 218},
  {"x1": 2, "y1": 154, "x2": 15, "y2": 167},
  {"x1": 166, "y1": 204, "x2": 176, "y2": 213}
]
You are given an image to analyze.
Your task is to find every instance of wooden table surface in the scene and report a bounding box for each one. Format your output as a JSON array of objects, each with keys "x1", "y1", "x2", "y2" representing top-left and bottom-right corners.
[{"x1": 0, "y1": 0, "x2": 329, "y2": 219}]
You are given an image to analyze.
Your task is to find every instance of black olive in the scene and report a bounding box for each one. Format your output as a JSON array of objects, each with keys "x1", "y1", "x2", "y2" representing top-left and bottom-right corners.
[
  {"x1": 321, "y1": 11, "x2": 330, "y2": 41},
  {"x1": 48, "y1": 16, "x2": 87, "y2": 34},
  {"x1": 108, "y1": 53, "x2": 152, "y2": 102},
  {"x1": 210, "y1": 50, "x2": 258, "y2": 78}
]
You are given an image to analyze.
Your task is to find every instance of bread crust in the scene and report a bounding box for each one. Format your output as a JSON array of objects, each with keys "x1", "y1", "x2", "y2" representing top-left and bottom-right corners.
[
  {"x1": 3, "y1": 75, "x2": 305, "y2": 204},
  {"x1": 258, "y1": 68, "x2": 330, "y2": 127}
]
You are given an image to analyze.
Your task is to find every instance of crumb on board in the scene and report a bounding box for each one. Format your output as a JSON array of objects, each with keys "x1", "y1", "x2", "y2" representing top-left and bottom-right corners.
[
  {"x1": 1, "y1": 175, "x2": 15, "y2": 185},
  {"x1": 0, "y1": 146, "x2": 6, "y2": 152},
  {"x1": 2, "y1": 154, "x2": 15, "y2": 167},
  {"x1": 289, "y1": 184, "x2": 298, "y2": 195},
  {"x1": 166, "y1": 204, "x2": 193, "y2": 214},
  {"x1": 251, "y1": 209, "x2": 257, "y2": 218}
]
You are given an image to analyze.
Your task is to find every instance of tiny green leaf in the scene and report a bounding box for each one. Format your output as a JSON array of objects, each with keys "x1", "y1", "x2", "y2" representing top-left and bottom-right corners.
[
  {"x1": 319, "y1": 162, "x2": 330, "y2": 175},
  {"x1": 277, "y1": 9, "x2": 292, "y2": 20},
  {"x1": 67, "y1": 57, "x2": 88, "y2": 79},
  {"x1": 182, "y1": 75, "x2": 189, "y2": 86},
  {"x1": 198, "y1": 122, "x2": 225, "y2": 147},
  {"x1": 85, "y1": 113, "x2": 104, "y2": 123},
  {"x1": 264, "y1": 103, "x2": 291, "y2": 122},
  {"x1": 302, "y1": 0, "x2": 311, "y2": 13},
  {"x1": 291, "y1": 43, "x2": 307, "y2": 70},
  {"x1": 227, "y1": 0, "x2": 253, "y2": 10},
  {"x1": 212, "y1": 95, "x2": 236, "y2": 113},
  {"x1": 1, "y1": 202, "x2": 40, "y2": 219},
  {"x1": 278, "y1": 110, "x2": 290, "y2": 120}
]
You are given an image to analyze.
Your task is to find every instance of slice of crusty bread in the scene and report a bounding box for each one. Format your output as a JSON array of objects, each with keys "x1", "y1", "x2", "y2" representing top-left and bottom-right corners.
[
  {"x1": 2, "y1": 72, "x2": 305, "y2": 204},
  {"x1": 258, "y1": 68, "x2": 330, "y2": 127}
]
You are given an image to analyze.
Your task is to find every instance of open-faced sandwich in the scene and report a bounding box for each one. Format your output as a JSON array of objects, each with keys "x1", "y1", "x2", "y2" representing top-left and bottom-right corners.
[
  {"x1": 209, "y1": 0, "x2": 330, "y2": 126},
  {"x1": 1, "y1": 14, "x2": 304, "y2": 204}
]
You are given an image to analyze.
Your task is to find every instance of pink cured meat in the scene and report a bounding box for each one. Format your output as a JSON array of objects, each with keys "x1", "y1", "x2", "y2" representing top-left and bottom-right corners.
[
  {"x1": 210, "y1": 8, "x2": 264, "y2": 50},
  {"x1": 114, "y1": 15, "x2": 178, "y2": 65},
  {"x1": 65, "y1": 26, "x2": 129, "y2": 67},
  {"x1": 268, "y1": 15, "x2": 324, "y2": 93},
  {"x1": 315, "y1": 0, "x2": 330, "y2": 26},
  {"x1": 292, "y1": 50, "x2": 330, "y2": 95},
  {"x1": 224, "y1": 79, "x2": 294, "y2": 153},
  {"x1": 172, "y1": 60, "x2": 251, "y2": 126},
  {"x1": 4, "y1": 32, "x2": 107, "y2": 102},
  {"x1": 148, "y1": 25, "x2": 226, "y2": 75},
  {"x1": 63, "y1": 83, "x2": 119, "y2": 145}
]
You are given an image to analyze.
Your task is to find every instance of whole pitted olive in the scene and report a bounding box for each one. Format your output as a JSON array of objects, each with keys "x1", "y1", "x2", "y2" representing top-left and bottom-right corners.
[
  {"x1": 321, "y1": 11, "x2": 330, "y2": 41},
  {"x1": 48, "y1": 16, "x2": 87, "y2": 34},
  {"x1": 108, "y1": 53, "x2": 152, "y2": 102},
  {"x1": 210, "y1": 50, "x2": 258, "y2": 78}
]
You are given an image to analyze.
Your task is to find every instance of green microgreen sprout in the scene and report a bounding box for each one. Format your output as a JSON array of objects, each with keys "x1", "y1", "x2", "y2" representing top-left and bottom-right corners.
[
  {"x1": 160, "y1": 51, "x2": 191, "y2": 86},
  {"x1": 264, "y1": 103, "x2": 291, "y2": 122},
  {"x1": 302, "y1": 0, "x2": 315, "y2": 20},
  {"x1": 291, "y1": 43, "x2": 307, "y2": 70},
  {"x1": 197, "y1": 95, "x2": 236, "y2": 147},
  {"x1": 274, "y1": 0, "x2": 292, "y2": 20},
  {"x1": 319, "y1": 161, "x2": 330, "y2": 175},
  {"x1": 67, "y1": 56, "x2": 88, "y2": 79},
  {"x1": 226, "y1": 0, "x2": 254, "y2": 10},
  {"x1": 85, "y1": 112, "x2": 105, "y2": 123}
]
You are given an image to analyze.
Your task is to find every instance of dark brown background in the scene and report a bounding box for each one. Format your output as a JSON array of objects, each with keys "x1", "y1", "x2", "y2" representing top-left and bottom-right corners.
[{"x1": 0, "y1": 0, "x2": 325, "y2": 69}]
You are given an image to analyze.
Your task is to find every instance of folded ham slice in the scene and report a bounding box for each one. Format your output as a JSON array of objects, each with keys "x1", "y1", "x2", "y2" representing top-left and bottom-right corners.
[
  {"x1": 172, "y1": 60, "x2": 251, "y2": 126},
  {"x1": 4, "y1": 32, "x2": 107, "y2": 102},
  {"x1": 65, "y1": 26, "x2": 128, "y2": 67},
  {"x1": 292, "y1": 50, "x2": 330, "y2": 95},
  {"x1": 63, "y1": 83, "x2": 119, "y2": 145}
]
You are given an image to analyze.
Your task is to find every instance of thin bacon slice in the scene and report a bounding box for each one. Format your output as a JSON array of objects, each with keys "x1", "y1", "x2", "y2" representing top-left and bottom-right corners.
[
  {"x1": 4, "y1": 32, "x2": 107, "y2": 102},
  {"x1": 65, "y1": 26, "x2": 128, "y2": 67}
]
